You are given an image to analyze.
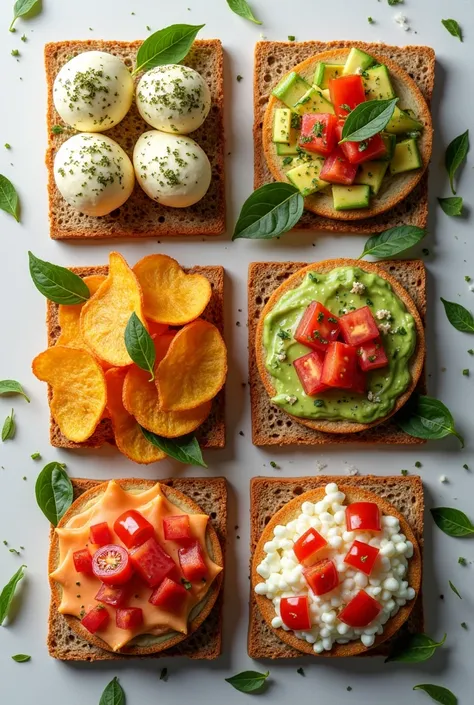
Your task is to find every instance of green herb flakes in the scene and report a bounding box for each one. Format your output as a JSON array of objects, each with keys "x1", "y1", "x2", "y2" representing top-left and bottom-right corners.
[
  {"x1": 415, "y1": 461, "x2": 422, "y2": 468},
  {"x1": 462, "y1": 369, "x2": 469, "y2": 376},
  {"x1": 30, "y1": 452, "x2": 40, "y2": 460},
  {"x1": 458, "y1": 557, "x2": 467, "y2": 566},
  {"x1": 2, "y1": 410, "x2": 15, "y2": 442},
  {"x1": 401, "y1": 469, "x2": 408, "y2": 476},
  {"x1": 297, "y1": 667, "x2": 305, "y2": 676},
  {"x1": 11, "y1": 49, "x2": 19, "y2": 57},
  {"x1": 288, "y1": 35, "x2": 296, "y2": 41}
]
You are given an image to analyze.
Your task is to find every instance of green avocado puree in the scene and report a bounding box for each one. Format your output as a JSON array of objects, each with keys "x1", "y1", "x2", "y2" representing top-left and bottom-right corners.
[{"x1": 263, "y1": 266, "x2": 416, "y2": 423}]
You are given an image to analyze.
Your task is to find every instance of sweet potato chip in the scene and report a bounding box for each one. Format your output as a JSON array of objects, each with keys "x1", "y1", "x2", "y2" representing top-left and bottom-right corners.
[
  {"x1": 57, "y1": 275, "x2": 106, "y2": 348},
  {"x1": 105, "y1": 368, "x2": 166, "y2": 464},
  {"x1": 32, "y1": 346, "x2": 106, "y2": 442},
  {"x1": 81, "y1": 252, "x2": 146, "y2": 367},
  {"x1": 133, "y1": 254, "x2": 212, "y2": 325},
  {"x1": 156, "y1": 319, "x2": 227, "y2": 411}
]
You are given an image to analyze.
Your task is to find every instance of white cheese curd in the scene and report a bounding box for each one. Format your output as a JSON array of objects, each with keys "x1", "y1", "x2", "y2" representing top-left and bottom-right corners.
[
  {"x1": 54, "y1": 133, "x2": 135, "y2": 216},
  {"x1": 53, "y1": 51, "x2": 134, "y2": 131},
  {"x1": 133, "y1": 130, "x2": 211, "y2": 208},
  {"x1": 255, "y1": 483, "x2": 415, "y2": 653},
  {"x1": 136, "y1": 64, "x2": 211, "y2": 134}
]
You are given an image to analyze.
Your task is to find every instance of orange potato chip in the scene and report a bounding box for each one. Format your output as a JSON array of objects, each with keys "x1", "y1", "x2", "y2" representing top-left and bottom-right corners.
[
  {"x1": 156, "y1": 319, "x2": 227, "y2": 411},
  {"x1": 57, "y1": 275, "x2": 106, "y2": 348},
  {"x1": 81, "y1": 252, "x2": 147, "y2": 367},
  {"x1": 32, "y1": 346, "x2": 107, "y2": 442},
  {"x1": 133, "y1": 254, "x2": 212, "y2": 326},
  {"x1": 105, "y1": 368, "x2": 166, "y2": 464}
]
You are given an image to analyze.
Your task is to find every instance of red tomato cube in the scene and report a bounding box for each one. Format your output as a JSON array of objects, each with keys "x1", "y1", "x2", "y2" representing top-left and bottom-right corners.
[
  {"x1": 344, "y1": 540, "x2": 380, "y2": 576},
  {"x1": 294, "y1": 301, "x2": 340, "y2": 353},
  {"x1": 339, "y1": 306, "x2": 380, "y2": 346},
  {"x1": 346, "y1": 502, "x2": 381, "y2": 532},
  {"x1": 81, "y1": 605, "x2": 109, "y2": 634},
  {"x1": 329, "y1": 75, "x2": 366, "y2": 117},
  {"x1": 303, "y1": 559, "x2": 339, "y2": 596},
  {"x1": 337, "y1": 121, "x2": 387, "y2": 165},
  {"x1": 178, "y1": 541, "x2": 207, "y2": 583},
  {"x1": 320, "y1": 146, "x2": 358, "y2": 185},
  {"x1": 280, "y1": 595, "x2": 311, "y2": 631},
  {"x1": 73, "y1": 548, "x2": 93, "y2": 574},
  {"x1": 95, "y1": 583, "x2": 129, "y2": 608},
  {"x1": 298, "y1": 113, "x2": 339, "y2": 157},
  {"x1": 321, "y1": 341, "x2": 357, "y2": 389},
  {"x1": 89, "y1": 522, "x2": 112, "y2": 546},
  {"x1": 163, "y1": 515, "x2": 192, "y2": 542},
  {"x1": 293, "y1": 351, "x2": 328, "y2": 396},
  {"x1": 351, "y1": 362, "x2": 366, "y2": 394},
  {"x1": 293, "y1": 527, "x2": 328, "y2": 565},
  {"x1": 358, "y1": 337, "x2": 389, "y2": 372},
  {"x1": 149, "y1": 576, "x2": 188, "y2": 611},
  {"x1": 130, "y1": 537, "x2": 176, "y2": 588},
  {"x1": 116, "y1": 607, "x2": 143, "y2": 630},
  {"x1": 114, "y1": 510, "x2": 154, "y2": 549},
  {"x1": 338, "y1": 590, "x2": 382, "y2": 628}
]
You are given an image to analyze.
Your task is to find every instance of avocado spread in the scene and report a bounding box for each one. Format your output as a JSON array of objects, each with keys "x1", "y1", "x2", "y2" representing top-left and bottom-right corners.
[{"x1": 263, "y1": 266, "x2": 416, "y2": 424}]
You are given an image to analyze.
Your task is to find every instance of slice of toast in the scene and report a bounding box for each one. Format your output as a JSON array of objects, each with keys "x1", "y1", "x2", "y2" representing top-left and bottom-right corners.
[
  {"x1": 248, "y1": 475, "x2": 424, "y2": 659},
  {"x1": 48, "y1": 476, "x2": 227, "y2": 661},
  {"x1": 46, "y1": 264, "x2": 225, "y2": 450},
  {"x1": 254, "y1": 41, "x2": 435, "y2": 234},
  {"x1": 248, "y1": 259, "x2": 426, "y2": 446},
  {"x1": 45, "y1": 40, "x2": 225, "y2": 239}
]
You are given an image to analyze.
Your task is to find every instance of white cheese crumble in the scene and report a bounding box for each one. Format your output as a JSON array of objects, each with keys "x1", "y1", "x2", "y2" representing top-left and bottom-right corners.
[
  {"x1": 440, "y1": 475, "x2": 448, "y2": 484},
  {"x1": 376, "y1": 309, "x2": 392, "y2": 320},
  {"x1": 285, "y1": 395, "x2": 297, "y2": 405},
  {"x1": 351, "y1": 281, "x2": 366, "y2": 295},
  {"x1": 276, "y1": 352, "x2": 287, "y2": 362},
  {"x1": 378, "y1": 322, "x2": 392, "y2": 334},
  {"x1": 346, "y1": 465, "x2": 359, "y2": 476},
  {"x1": 394, "y1": 13, "x2": 410, "y2": 31}
]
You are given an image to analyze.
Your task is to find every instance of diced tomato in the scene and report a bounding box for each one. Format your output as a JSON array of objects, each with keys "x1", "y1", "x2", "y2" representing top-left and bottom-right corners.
[
  {"x1": 358, "y1": 337, "x2": 389, "y2": 372},
  {"x1": 81, "y1": 605, "x2": 109, "y2": 634},
  {"x1": 344, "y1": 540, "x2": 380, "y2": 576},
  {"x1": 280, "y1": 595, "x2": 311, "y2": 631},
  {"x1": 293, "y1": 351, "x2": 328, "y2": 396},
  {"x1": 351, "y1": 363, "x2": 366, "y2": 395},
  {"x1": 149, "y1": 576, "x2": 188, "y2": 611},
  {"x1": 339, "y1": 306, "x2": 379, "y2": 346},
  {"x1": 116, "y1": 607, "x2": 143, "y2": 630},
  {"x1": 336, "y1": 121, "x2": 387, "y2": 165},
  {"x1": 89, "y1": 522, "x2": 112, "y2": 547},
  {"x1": 92, "y1": 544, "x2": 133, "y2": 586},
  {"x1": 95, "y1": 583, "x2": 129, "y2": 608},
  {"x1": 321, "y1": 341, "x2": 357, "y2": 390},
  {"x1": 346, "y1": 502, "x2": 381, "y2": 532},
  {"x1": 178, "y1": 541, "x2": 207, "y2": 583},
  {"x1": 114, "y1": 509, "x2": 154, "y2": 549},
  {"x1": 294, "y1": 301, "x2": 340, "y2": 353},
  {"x1": 303, "y1": 559, "x2": 339, "y2": 596},
  {"x1": 338, "y1": 590, "x2": 382, "y2": 628},
  {"x1": 130, "y1": 537, "x2": 176, "y2": 588},
  {"x1": 298, "y1": 113, "x2": 339, "y2": 157},
  {"x1": 293, "y1": 527, "x2": 327, "y2": 565},
  {"x1": 73, "y1": 548, "x2": 93, "y2": 574},
  {"x1": 319, "y1": 146, "x2": 358, "y2": 185},
  {"x1": 329, "y1": 75, "x2": 366, "y2": 117},
  {"x1": 163, "y1": 515, "x2": 192, "y2": 542}
]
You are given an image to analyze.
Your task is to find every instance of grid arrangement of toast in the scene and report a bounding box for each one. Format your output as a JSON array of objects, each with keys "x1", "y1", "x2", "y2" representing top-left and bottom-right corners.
[{"x1": 36, "y1": 30, "x2": 436, "y2": 662}]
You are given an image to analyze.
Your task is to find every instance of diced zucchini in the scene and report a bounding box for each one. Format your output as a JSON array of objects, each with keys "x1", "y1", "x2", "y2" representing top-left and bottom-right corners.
[
  {"x1": 276, "y1": 128, "x2": 299, "y2": 155},
  {"x1": 287, "y1": 157, "x2": 327, "y2": 197},
  {"x1": 362, "y1": 64, "x2": 395, "y2": 100},
  {"x1": 389, "y1": 138, "x2": 422, "y2": 175},
  {"x1": 272, "y1": 72, "x2": 311, "y2": 110},
  {"x1": 293, "y1": 87, "x2": 335, "y2": 115},
  {"x1": 380, "y1": 133, "x2": 397, "y2": 161},
  {"x1": 342, "y1": 47, "x2": 375, "y2": 75},
  {"x1": 332, "y1": 184, "x2": 371, "y2": 210},
  {"x1": 313, "y1": 62, "x2": 344, "y2": 89},
  {"x1": 272, "y1": 108, "x2": 292, "y2": 144},
  {"x1": 355, "y1": 161, "x2": 389, "y2": 195},
  {"x1": 320, "y1": 88, "x2": 331, "y2": 102},
  {"x1": 385, "y1": 106, "x2": 424, "y2": 135}
]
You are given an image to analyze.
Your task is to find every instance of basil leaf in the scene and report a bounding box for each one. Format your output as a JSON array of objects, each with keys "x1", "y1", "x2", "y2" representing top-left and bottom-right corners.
[
  {"x1": 225, "y1": 671, "x2": 270, "y2": 693},
  {"x1": 440, "y1": 298, "x2": 474, "y2": 333},
  {"x1": 0, "y1": 380, "x2": 29, "y2": 402},
  {"x1": 0, "y1": 174, "x2": 20, "y2": 222},
  {"x1": 445, "y1": 130, "x2": 469, "y2": 195},
  {"x1": 12, "y1": 654, "x2": 31, "y2": 663},
  {"x1": 140, "y1": 427, "x2": 207, "y2": 468},
  {"x1": 359, "y1": 225, "x2": 426, "y2": 259},
  {"x1": 133, "y1": 24, "x2": 205, "y2": 74},
  {"x1": 413, "y1": 684, "x2": 457, "y2": 705},
  {"x1": 0, "y1": 565, "x2": 26, "y2": 625},
  {"x1": 441, "y1": 19, "x2": 463, "y2": 42},
  {"x1": 226, "y1": 0, "x2": 262, "y2": 25},
  {"x1": 28, "y1": 252, "x2": 90, "y2": 305},
  {"x1": 99, "y1": 677, "x2": 125, "y2": 705},
  {"x1": 385, "y1": 633, "x2": 446, "y2": 663},
  {"x1": 160, "y1": 667, "x2": 168, "y2": 681},
  {"x1": 431, "y1": 507, "x2": 474, "y2": 538},
  {"x1": 388, "y1": 0, "x2": 404, "y2": 4},
  {"x1": 449, "y1": 580, "x2": 462, "y2": 599},
  {"x1": 340, "y1": 98, "x2": 398, "y2": 143},
  {"x1": 124, "y1": 313, "x2": 156, "y2": 381},
  {"x1": 438, "y1": 197, "x2": 463, "y2": 217},
  {"x1": 233, "y1": 183, "x2": 304, "y2": 240},
  {"x1": 9, "y1": 0, "x2": 40, "y2": 31},
  {"x1": 2, "y1": 409, "x2": 15, "y2": 442},
  {"x1": 396, "y1": 395, "x2": 464, "y2": 447},
  {"x1": 35, "y1": 462, "x2": 73, "y2": 526}
]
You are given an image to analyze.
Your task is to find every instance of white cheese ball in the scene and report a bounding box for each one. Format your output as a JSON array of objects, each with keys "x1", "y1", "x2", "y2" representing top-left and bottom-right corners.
[
  {"x1": 136, "y1": 64, "x2": 211, "y2": 134},
  {"x1": 133, "y1": 130, "x2": 211, "y2": 208},
  {"x1": 53, "y1": 51, "x2": 134, "y2": 131},
  {"x1": 54, "y1": 133, "x2": 135, "y2": 216}
]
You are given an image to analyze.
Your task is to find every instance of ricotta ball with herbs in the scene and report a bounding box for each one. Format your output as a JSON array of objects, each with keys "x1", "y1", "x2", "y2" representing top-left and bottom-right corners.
[
  {"x1": 54, "y1": 133, "x2": 135, "y2": 216},
  {"x1": 136, "y1": 64, "x2": 211, "y2": 134},
  {"x1": 133, "y1": 130, "x2": 211, "y2": 208},
  {"x1": 53, "y1": 51, "x2": 134, "y2": 132}
]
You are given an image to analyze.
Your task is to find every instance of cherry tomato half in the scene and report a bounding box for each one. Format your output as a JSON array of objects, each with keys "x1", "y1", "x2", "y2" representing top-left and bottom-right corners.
[
  {"x1": 178, "y1": 541, "x2": 207, "y2": 583},
  {"x1": 293, "y1": 351, "x2": 328, "y2": 396},
  {"x1": 73, "y1": 548, "x2": 93, "y2": 574},
  {"x1": 293, "y1": 527, "x2": 327, "y2": 565},
  {"x1": 81, "y1": 605, "x2": 109, "y2": 634},
  {"x1": 344, "y1": 540, "x2": 380, "y2": 576},
  {"x1": 92, "y1": 544, "x2": 133, "y2": 586},
  {"x1": 95, "y1": 583, "x2": 129, "y2": 608},
  {"x1": 321, "y1": 341, "x2": 357, "y2": 389},
  {"x1": 116, "y1": 607, "x2": 143, "y2": 631},
  {"x1": 163, "y1": 515, "x2": 192, "y2": 542},
  {"x1": 89, "y1": 522, "x2": 112, "y2": 547},
  {"x1": 338, "y1": 590, "x2": 382, "y2": 628},
  {"x1": 114, "y1": 510, "x2": 154, "y2": 549},
  {"x1": 295, "y1": 301, "x2": 340, "y2": 353},
  {"x1": 280, "y1": 595, "x2": 311, "y2": 631},
  {"x1": 130, "y1": 537, "x2": 176, "y2": 588},
  {"x1": 339, "y1": 306, "x2": 380, "y2": 347},
  {"x1": 346, "y1": 502, "x2": 381, "y2": 532},
  {"x1": 149, "y1": 576, "x2": 188, "y2": 611},
  {"x1": 303, "y1": 559, "x2": 339, "y2": 596}
]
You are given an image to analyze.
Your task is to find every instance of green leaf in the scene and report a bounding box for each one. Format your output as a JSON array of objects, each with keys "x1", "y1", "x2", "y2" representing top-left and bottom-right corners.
[
  {"x1": 124, "y1": 313, "x2": 156, "y2": 381},
  {"x1": 431, "y1": 507, "x2": 474, "y2": 538},
  {"x1": 340, "y1": 98, "x2": 398, "y2": 143},
  {"x1": 414, "y1": 684, "x2": 457, "y2": 705},
  {"x1": 438, "y1": 197, "x2": 463, "y2": 217},
  {"x1": 160, "y1": 667, "x2": 168, "y2": 681},
  {"x1": 0, "y1": 565, "x2": 26, "y2": 625},
  {"x1": 0, "y1": 174, "x2": 20, "y2": 222},
  {"x1": 359, "y1": 225, "x2": 426, "y2": 259},
  {"x1": 441, "y1": 19, "x2": 462, "y2": 42},
  {"x1": 440, "y1": 298, "x2": 474, "y2": 333},
  {"x1": 12, "y1": 654, "x2": 31, "y2": 663},
  {"x1": 133, "y1": 24, "x2": 205, "y2": 74},
  {"x1": 2, "y1": 409, "x2": 15, "y2": 442},
  {"x1": 233, "y1": 183, "x2": 304, "y2": 240},
  {"x1": 448, "y1": 580, "x2": 462, "y2": 599},
  {"x1": 225, "y1": 671, "x2": 270, "y2": 693},
  {"x1": 396, "y1": 395, "x2": 464, "y2": 447},
  {"x1": 445, "y1": 130, "x2": 469, "y2": 195},
  {"x1": 10, "y1": 0, "x2": 40, "y2": 30},
  {"x1": 388, "y1": 0, "x2": 404, "y2": 4},
  {"x1": 99, "y1": 677, "x2": 125, "y2": 705},
  {"x1": 140, "y1": 427, "x2": 207, "y2": 467},
  {"x1": 28, "y1": 252, "x2": 90, "y2": 305},
  {"x1": 0, "y1": 380, "x2": 29, "y2": 402},
  {"x1": 35, "y1": 462, "x2": 73, "y2": 526},
  {"x1": 226, "y1": 0, "x2": 262, "y2": 25},
  {"x1": 386, "y1": 633, "x2": 446, "y2": 663}
]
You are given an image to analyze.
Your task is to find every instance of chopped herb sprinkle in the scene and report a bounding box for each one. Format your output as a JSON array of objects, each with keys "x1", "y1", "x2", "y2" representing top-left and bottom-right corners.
[
  {"x1": 4, "y1": 143, "x2": 11, "y2": 150},
  {"x1": 297, "y1": 667, "x2": 305, "y2": 676},
  {"x1": 270, "y1": 461, "x2": 279, "y2": 469},
  {"x1": 288, "y1": 35, "x2": 296, "y2": 41},
  {"x1": 401, "y1": 469, "x2": 408, "y2": 476},
  {"x1": 461, "y1": 622, "x2": 468, "y2": 630},
  {"x1": 414, "y1": 461, "x2": 422, "y2": 468},
  {"x1": 236, "y1": 75, "x2": 243, "y2": 82},
  {"x1": 463, "y1": 369, "x2": 469, "y2": 376},
  {"x1": 11, "y1": 49, "x2": 19, "y2": 57},
  {"x1": 458, "y1": 557, "x2": 467, "y2": 566}
]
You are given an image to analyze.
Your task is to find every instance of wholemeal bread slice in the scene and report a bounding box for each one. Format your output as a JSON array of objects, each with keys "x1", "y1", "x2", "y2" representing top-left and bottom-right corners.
[
  {"x1": 45, "y1": 39, "x2": 225, "y2": 239},
  {"x1": 48, "y1": 476, "x2": 227, "y2": 661},
  {"x1": 254, "y1": 41, "x2": 435, "y2": 233},
  {"x1": 46, "y1": 264, "x2": 225, "y2": 451},
  {"x1": 248, "y1": 475, "x2": 424, "y2": 659},
  {"x1": 248, "y1": 259, "x2": 427, "y2": 445}
]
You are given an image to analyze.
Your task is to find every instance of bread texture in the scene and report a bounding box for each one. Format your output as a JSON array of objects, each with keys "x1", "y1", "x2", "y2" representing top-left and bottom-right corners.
[
  {"x1": 46, "y1": 264, "x2": 225, "y2": 451},
  {"x1": 248, "y1": 259, "x2": 427, "y2": 446},
  {"x1": 248, "y1": 475, "x2": 424, "y2": 659},
  {"x1": 254, "y1": 41, "x2": 435, "y2": 233},
  {"x1": 48, "y1": 476, "x2": 227, "y2": 661},
  {"x1": 45, "y1": 40, "x2": 225, "y2": 239}
]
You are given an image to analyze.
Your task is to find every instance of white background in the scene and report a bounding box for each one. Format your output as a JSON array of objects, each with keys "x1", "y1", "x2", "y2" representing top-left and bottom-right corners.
[{"x1": 0, "y1": 0, "x2": 473, "y2": 703}]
